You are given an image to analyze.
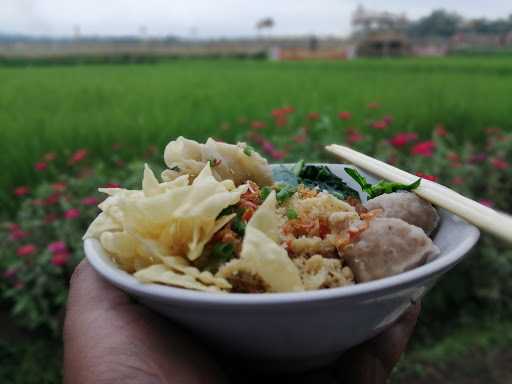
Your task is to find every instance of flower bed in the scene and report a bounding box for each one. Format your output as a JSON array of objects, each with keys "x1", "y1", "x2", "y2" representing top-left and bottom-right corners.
[{"x1": 1, "y1": 104, "x2": 511, "y2": 336}]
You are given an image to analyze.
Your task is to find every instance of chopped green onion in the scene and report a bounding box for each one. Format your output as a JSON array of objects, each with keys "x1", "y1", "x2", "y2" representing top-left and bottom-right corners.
[
  {"x1": 275, "y1": 184, "x2": 297, "y2": 204},
  {"x1": 243, "y1": 145, "x2": 254, "y2": 156},
  {"x1": 260, "y1": 186, "x2": 272, "y2": 202},
  {"x1": 287, "y1": 208, "x2": 299, "y2": 220}
]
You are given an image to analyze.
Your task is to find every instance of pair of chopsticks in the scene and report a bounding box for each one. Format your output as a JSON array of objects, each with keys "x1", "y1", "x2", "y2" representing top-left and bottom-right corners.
[{"x1": 326, "y1": 144, "x2": 512, "y2": 244}]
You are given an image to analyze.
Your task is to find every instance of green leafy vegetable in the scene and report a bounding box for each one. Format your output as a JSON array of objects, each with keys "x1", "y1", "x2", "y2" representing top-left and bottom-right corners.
[
  {"x1": 243, "y1": 145, "x2": 254, "y2": 156},
  {"x1": 298, "y1": 163, "x2": 359, "y2": 200},
  {"x1": 344, "y1": 168, "x2": 421, "y2": 200},
  {"x1": 287, "y1": 208, "x2": 299, "y2": 220},
  {"x1": 260, "y1": 186, "x2": 272, "y2": 202},
  {"x1": 205, "y1": 243, "x2": 236, "y2": 273},
  {"x1": 272, "y1": 161, "x2": 360, "y2": 201}
]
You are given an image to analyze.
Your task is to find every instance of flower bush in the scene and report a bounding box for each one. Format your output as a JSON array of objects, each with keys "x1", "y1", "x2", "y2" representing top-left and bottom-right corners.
[
  {"x1": 0, "y1": 146, "x2": 161, "y2": 333},
  {"x1": 1, "y1": 104, "x2": 511, "y2": 336}
]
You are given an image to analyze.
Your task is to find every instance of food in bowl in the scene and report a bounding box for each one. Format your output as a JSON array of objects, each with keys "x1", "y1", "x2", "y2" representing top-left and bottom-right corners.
[{"x1": 84, "y1": 137, "x2": 440, "y2": 293}]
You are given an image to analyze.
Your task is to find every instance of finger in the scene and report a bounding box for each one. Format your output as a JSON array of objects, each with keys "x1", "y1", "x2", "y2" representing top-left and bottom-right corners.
[
  {"x1": 334, "y1": 302, "x2": 421, "y2": 384},
  {"x1": 66, "y1": 259, "x2": 131, "y2": 313},
  {"x1": 372, "y1": 301, "x2": 422, "y2": 371}
]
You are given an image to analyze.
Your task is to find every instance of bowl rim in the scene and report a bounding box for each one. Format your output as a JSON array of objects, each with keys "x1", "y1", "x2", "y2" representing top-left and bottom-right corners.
[{"x1": 85, "y1": 161, "x2": 480, "y2": 306}]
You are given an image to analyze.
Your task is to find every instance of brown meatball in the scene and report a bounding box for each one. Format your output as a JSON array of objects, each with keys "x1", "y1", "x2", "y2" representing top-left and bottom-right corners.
[
  {"x1": 365, "y1": 192, "x2": 440, "y2": 235},
  {"x1": 344, "y1": 218, "x2": 439, "y2": 283}
]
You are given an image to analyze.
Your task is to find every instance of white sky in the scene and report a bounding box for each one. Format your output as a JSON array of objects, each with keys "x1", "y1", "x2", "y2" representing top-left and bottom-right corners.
[{"x1": 1, "y1": 0, "x2": 511, "y2": 38}]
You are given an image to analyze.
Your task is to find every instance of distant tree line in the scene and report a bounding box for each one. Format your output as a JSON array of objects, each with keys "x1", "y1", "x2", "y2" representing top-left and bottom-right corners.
[{"x1": 408, "y1": 9, "x2": 512, "y2": 38}]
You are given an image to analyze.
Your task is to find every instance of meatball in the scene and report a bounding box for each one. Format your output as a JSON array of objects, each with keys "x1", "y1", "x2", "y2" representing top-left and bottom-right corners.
[
  {"x1": 344, "y1": 218, "x2": 440, "y2": 283},
  {"x1": 365, "y1": 192, "x2": 440, "y2": 235}
]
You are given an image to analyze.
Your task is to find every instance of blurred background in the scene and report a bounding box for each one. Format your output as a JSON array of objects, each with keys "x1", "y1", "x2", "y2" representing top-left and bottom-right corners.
[{"x1": 1, "y1": 1, "x2": 511, "y2": 383}]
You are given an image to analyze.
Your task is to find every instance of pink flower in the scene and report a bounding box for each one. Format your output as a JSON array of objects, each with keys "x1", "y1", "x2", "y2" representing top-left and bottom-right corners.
[
  {"x1": 81, "y1": 196, "x2": 99, "y2": 206},
  {"x1": 307, "y1": 112, "x2": 320, "y2": 121},
  {"x1": 64, "y1": 208, "x2": 80, "y2": 220},
  {"x1": 451, "y1": 177, "x2": 464, "y2": 186},
  {"x1": 469, "y1": 153, "x2": 487, "y2": 164},
  {"x1": 48, "y1": 241, "x2": 68, "y2": 254},
  {"x1": 346, "y1": 129, "x2": 364, "y2": 144},
  {"x1": 338, "y1": 111, "x2": 352, "y2": 121},
  {"x1": 490, "y1": 158, "x2": 508, "y2": 170},
  {"x1": 45, "y1": 192, "x2": 61, "y2": 206},
  {"x1": 262, "y1": 140, "x2": 275, "y2": 153},
  {"x1": 14, "y1": 186, "x2": 30, "y2": 196},
  {"x1": 270, "y1": 150, "x2": 287, "y2": 160},
  {"x1": 479, "y1": 199, "x2": 494, "y2": 208},
  {"x1": 415, "y1": 172, "x2": 438, "y2": 182},
  {"x1": 51, "y1": 251, "x2": 70, "y2": 266},
  {"x1": 382, "y1": 115, "x2": 394, "y2": 125},
  {"x1": 104, "y1": 182, "x2": 121, "y2": 188},
  {"x1": 411, "y1": 141, "x2": 436, "y2": 157},
  {"x1": 272, "y1": 106, "x2": 294, "y2": 117},
  {"x1": 9, "y1": 223, "x2": 21, "y2": 231},
  {"x1": 251, "y1": 121, "x2": 266, "y2": 130},
  {"x1": 371, "y1": 120, "x2": 388, "y2": 130},
  {"x1": 43, "y1": 152, "x2": 57, "y2": 162},
  {"x1": 9, "y1": 229, "x2": 28, "y2": 241},
  {"x1": 368, "y1": 102, "x2": 381, "y2": 110},
  {"x1": 3, "y1": 267, "x2": 17, "y2": 280},
  {"x1": 34, "y1": 162, "x2": 48, "y2": 171},
  {"x1": 434, "y1": 124, "x2": 448, "y2": 137},
  {"x1": 69, "y1": 149, "x2": 88, "y2": 165},
  {"x1": 17, "y1": 244, "x2": 37, "y2": 257},
  {"x1": 390, "y1": 132, "x2": 418, "y2": 148},
  {"x1": 52, "y1": 182, "x2": 67, "y2": 192}
]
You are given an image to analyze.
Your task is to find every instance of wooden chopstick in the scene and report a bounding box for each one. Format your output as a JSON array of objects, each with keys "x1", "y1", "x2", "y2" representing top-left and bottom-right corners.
[{"x1": 326, "y1": 144, "x2": 512, "y2": 244}]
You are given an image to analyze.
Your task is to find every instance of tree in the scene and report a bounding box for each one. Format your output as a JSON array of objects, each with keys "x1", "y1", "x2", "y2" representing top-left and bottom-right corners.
[{"x1": 408, "y1": 9, "x2": 463, "y2": 38}]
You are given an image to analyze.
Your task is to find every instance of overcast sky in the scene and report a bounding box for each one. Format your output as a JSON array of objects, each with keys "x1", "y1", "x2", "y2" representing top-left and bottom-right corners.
[{"x1": 2, "y1": 0, "x2": 511, "y2": 38}]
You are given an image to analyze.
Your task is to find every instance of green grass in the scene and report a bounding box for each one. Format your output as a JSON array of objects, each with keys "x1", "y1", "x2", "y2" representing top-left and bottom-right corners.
[
  {"x1": 1, "y1": 57, "x2": 512, "y2": 205},
  {"x1": 393, "y1": 320, "x2": 512, "y2": 382}
]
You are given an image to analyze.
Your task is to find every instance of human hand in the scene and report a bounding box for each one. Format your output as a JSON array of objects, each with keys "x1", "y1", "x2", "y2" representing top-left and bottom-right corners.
[{"x1": 64, "y1": 261, "x2": 420, "y2": 384}]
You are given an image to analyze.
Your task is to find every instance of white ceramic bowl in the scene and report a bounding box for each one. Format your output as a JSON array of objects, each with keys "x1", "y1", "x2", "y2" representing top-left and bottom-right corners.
[{"x1": 84, "y1": 164, "x2": 480, "y2": 371}]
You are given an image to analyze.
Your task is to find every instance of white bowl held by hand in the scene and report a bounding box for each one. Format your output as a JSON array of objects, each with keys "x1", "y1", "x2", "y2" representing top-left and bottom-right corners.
[{"x1": 84, "y1": 164, "x2": 479, "y2": 371}]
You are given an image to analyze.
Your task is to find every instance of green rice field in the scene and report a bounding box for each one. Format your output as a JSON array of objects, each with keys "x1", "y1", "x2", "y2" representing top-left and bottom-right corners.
[{"x1": 1, "y1": 57, "x2": 511, "y2": 202}]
